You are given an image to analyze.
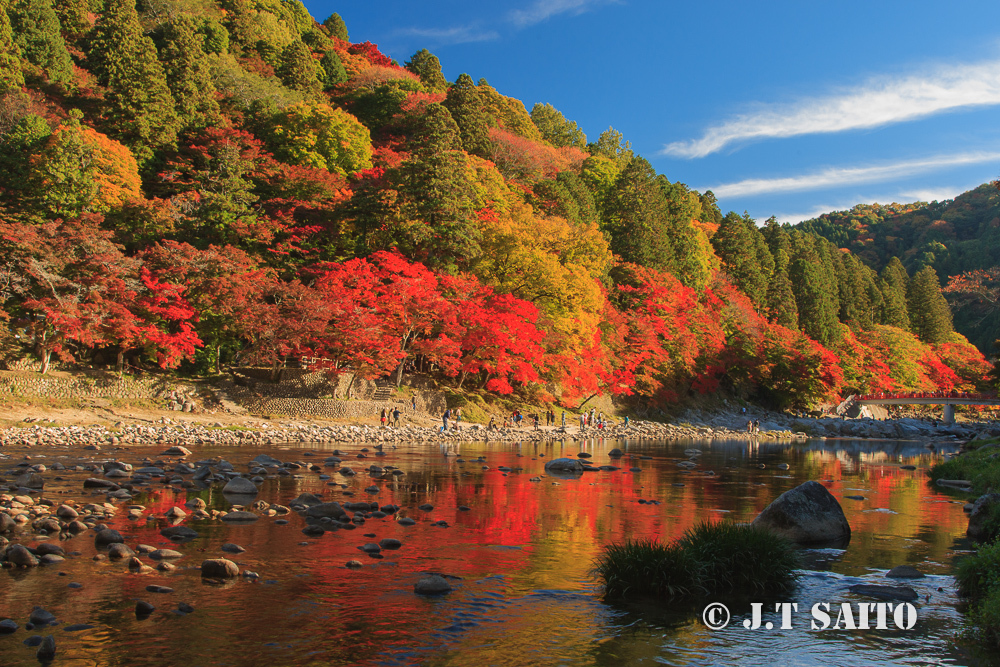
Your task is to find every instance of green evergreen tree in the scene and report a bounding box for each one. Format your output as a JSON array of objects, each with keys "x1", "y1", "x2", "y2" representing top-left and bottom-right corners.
[
  {"x1": 52, "y1": 0, "x2": 90, "y2": 39},
  {"x1": 711, "y1": 212, "x2": 773, "y2": 308},
  {"x1": 407, "y1": 103, "x2": 462, "y2": 155},
  {"x1": 766, "y1": 248, "x2": 799, "y2": 329},
  {"x1": 789, "y1": 236, "x2": 840, "y2": 345},
  {"x1": 322, "y1": 12, "x2": 348, "y2": 41},
  {"x1": 699, "y1": 190, "x2": 723, "y2": 227},
  {"x1": 530, "y1": 102, "x2": 587, "y2": 148},
  {"x1": 588, "y1": 127, "x2": 633, "y2": 170},
  {"x1": 277, "y1": 40, "x2": 321, "y2": 94},
  {"x1": 907, "y1": 264, "x2": 954, "y2": 344},
  {"x1": 0, "y1": 4, "x2": 26, "y2": 93},
  {"x1": 8, "y1": 0, "x2": 75, "y2": 86},
  {"x1": 160, "y1": 15, "x2": 220, "y2": 133},
  {"x1": 602, "y1": 156, "x2": 677, "y2": 273},
  {"x1": 0, "y1": 113, "x2": 51, "y2": 204},
  {"x1": 835, "y1": 252, "x2": 873, "y2": 330},
  {"x1": 443, "y1": 73, "x2": 493, "y2": 158},
  {"x1": 878, "y1": 256, "x2": 910, "y2": 329},
  {"x1": 405, "y1": 48, "x2": 447, "y2": 91},
  {"x1": 320, "y1": 49, "x2": 347, "y2": 90},
  {"x1": 88, "y1": 0, "x2": 178, "y2": 163},
  {"x1": 27, "y1": 109, "x2": 98, "y2": 218},
  {"x1": 197, "y1": 17, "x2": 229, "y2": 55}
]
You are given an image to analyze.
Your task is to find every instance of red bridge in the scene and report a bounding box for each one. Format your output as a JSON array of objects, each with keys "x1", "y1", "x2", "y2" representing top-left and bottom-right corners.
[{"x1": 849, "y1": 392, "x2": 1000, "y2": 424}]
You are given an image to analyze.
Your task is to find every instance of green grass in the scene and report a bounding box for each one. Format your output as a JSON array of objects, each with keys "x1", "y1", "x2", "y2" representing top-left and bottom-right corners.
[
  {"x1": 929, "y1": 439, "x2": 1000, "y2": 495},
  {"x1": 957, "y1": 541, "x2": 1000, "y2": 648},
  {"x1": 594, "y1": 521, "x2": 800, "y2": 600}
]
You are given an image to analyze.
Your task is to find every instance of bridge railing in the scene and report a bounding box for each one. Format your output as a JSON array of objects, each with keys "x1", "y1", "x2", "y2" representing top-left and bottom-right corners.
[{"x1": 856, "y1": 391, "x2": 999, "y2": 402}]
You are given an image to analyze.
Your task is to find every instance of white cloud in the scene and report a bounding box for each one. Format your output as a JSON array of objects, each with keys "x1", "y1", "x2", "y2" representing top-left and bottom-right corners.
[
  {"x1": 393, "y1": 25, "x2": 500, "y2": 46},
  {"x1": 705, "y1": 151, "x2": 1000, "y2": 198},
  {"x1": 664, "y1": 59, "x2": 1000, "y2": 158},
  {"x1": 509, "y1": 0, "x2": 618, "y2": 27},
  {"x1": 898, "y1": 187, "x2": 966, "y2": 203}
]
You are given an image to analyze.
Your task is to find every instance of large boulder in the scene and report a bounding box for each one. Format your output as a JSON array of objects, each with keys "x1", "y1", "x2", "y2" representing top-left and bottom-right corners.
[
  {"x1": 751, "y1": 480, "x2": 851, "y2": 545},
  {"x1": 201, "y1": 558, "x2": 239, "y2": 578},
  {"x1": 222, "y1": 477, "x2": 258, "y2": 496},
  {"x1": 543, "y1": 458, "x2": 584, "y2": 474},
  {"x1": 305, "y1": 502, "x2": 347, "y2": 521},
  {"x1": 967, "y1": 494, "x2": 1000, "y2": 542},
  {"x1": 94, "y1": 529, "x2": 125, "y2": 547},
  {"x1": 6, "y1": 544, "x2": 39, "y2": 567}
]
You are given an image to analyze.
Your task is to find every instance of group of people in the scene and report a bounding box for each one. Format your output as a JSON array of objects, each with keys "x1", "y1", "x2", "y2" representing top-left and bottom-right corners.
[
  {"x1": 379, "y1": 406, "x2": 402, "y2": 427},
  {"x1": 441, "y1": 407, "x2": 464, "y2": 432},
  {"x1": 746, "y1": 418, "x2": 761, "y2": 434}
]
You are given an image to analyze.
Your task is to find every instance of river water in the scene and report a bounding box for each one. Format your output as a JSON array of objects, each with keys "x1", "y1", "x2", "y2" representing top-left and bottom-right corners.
[{"x1": 0, "y1": 436, "x2": 993, "y2": 666}]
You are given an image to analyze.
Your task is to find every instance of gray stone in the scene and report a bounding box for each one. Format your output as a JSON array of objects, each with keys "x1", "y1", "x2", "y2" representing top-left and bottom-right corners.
[
  {"x1": 543, "y1": 458, "x2": 585, "y2": 473},
  {"x1": 55, "y1": 505, "x2": 78, "y2": 520},
  {"x1": 107, "y1": 543, "x2": 134, "y2": 560},
  {"x1": 968, "y1": 494, "x2": 1000, "y2": 542},
  {"x1": 6, "y1": 545, "x2": 38, "y2": 567},
  {"x1": 290, "y1": 493, "x2": 324, "y2": 507},
  {"x1": 95, "y1": 529, "x2": 124, "y2": 547},
  {"x1": 83, "y1": 478, "x2": 118, "y2": 489},
  {"x1": 221, "y1": 543, "x2": 245, "y2": 554},
  {"x1": 160, "y1": 525, "x2": 198, "y2": 540},
  {"x1": 29, "y1": 608, "x2": 56, "y2": 626},
  {"x1": 751, "y1": 480, "x2": 851, "y2": 545},
  {"x1": 149, "y1": 549, "x2": 183, "y2": 560},
  {"x1": 414, "y1": 575, "x2": 452, "y2": 595},
  {"x1": 253, "y1": 455, "x2": 282, "y2": 466},
  {"x1": 848, "y1": 584, "x2": 919, "y2": 602},
  {"x1": 36, "y1": 635, "x2": 56, "y2": 661},
  {"x1": 305, "y1": 502, "x2": 347, "y2": 520},
  {"x1": 16, "y1": 473, "x2": 44, "y2": 489},
  {"x1": 886, "y1": 565, "x2": 925, "y2": 579},
  {"x1": 35, "y1": 543, "x2": 64, "y2": 557},
  {"x1": 162, "y1": 447, "x2": 192, "y2": 456},
  {"x1": 0, "y1": 619, "x2": 17, "y2": 633},
  {"x1": 0, "y1": 513, "x2": 15, "y2": 532},
  {"x1": 222, "y1": 477, "x2": 258, "y2": 496},
  {"x1": 201, "y1": 558, "x2": 239, "y2": 578},
  {"x1": 221, "y1": 511, "x2": 258, "y2": 523},
  {"x1": 135, "y1": 601, "x2": 155, "y2": 617}
]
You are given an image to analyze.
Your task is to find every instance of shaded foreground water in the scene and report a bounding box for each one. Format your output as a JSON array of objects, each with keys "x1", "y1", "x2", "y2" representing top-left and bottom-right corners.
[{"x1": 1, "y1": 435, "x2": 995, "y2": 666}]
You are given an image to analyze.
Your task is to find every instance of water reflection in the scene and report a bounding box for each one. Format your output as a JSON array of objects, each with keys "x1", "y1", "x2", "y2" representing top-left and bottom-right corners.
[{"x1": 0, "y1": 437, "x2": 991, "y2": 666}]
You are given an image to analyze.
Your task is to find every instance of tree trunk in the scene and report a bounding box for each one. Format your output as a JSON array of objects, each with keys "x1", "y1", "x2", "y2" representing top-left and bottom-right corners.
[
  {"x1": 116, "y1": 349, "x2": 125, "y2": 374},
  {"x1": 457, "y1": 370, "x2": 467, "y2": 389},
  {"x1": 39, "y1": 349, "x2": 51, "y2": 375},
  {"x1": 215, "y1": 344, "x2": 222, "y2": 375},
  {"x1": 345, "y1": 373, "x2": 356, "y2": 399},
  {"x1": 577, "y1": 392, "x2": 599, "y2": 411},
  {"x1": 395, "y1": 361, "x2": 404, "y2": 388}
]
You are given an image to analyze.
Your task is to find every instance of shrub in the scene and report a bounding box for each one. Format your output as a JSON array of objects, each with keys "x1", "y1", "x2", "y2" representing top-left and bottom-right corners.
[
  {"x1": 595, "y1": 522, "x2": 800, "y2": 600},
  {"x1": 957, "y1": 541, "x2": 1000, "y2": 600},
  {"x1": 594, "y1": 538, "x2": 698, "y2": 599},
  {"x1": 679, "y1": 521, "x2": 801, "y2": 595},
  {"x1": 929, "y1": 443, "x2": 1000, "y2": 495}
]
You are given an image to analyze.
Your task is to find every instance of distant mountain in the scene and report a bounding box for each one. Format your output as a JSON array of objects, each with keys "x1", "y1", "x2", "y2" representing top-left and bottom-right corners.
[{"x1": 794, "y1": 183, "x2": 1000, "y2": 350}]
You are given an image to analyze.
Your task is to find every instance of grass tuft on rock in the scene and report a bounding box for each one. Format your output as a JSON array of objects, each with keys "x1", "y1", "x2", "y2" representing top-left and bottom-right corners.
[{"x1": 594, "y1": 521, "x2": 801, "y2": 600}]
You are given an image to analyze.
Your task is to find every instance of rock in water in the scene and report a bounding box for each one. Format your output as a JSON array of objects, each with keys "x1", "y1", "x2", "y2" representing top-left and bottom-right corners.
[
  {"x1": 543, "y1": 458, "x2": 584, "y2": 474},
  {"x1": 0, "y1": 619, "x2": 17, "y2": 633},
  {"x1": 222, "y1": 477, "x2": 258, "y2": 496},
  {"x1": 36, "y1": 635, "x2": 56, "y2": 661},
  {"x1": 160, "y1": 526, "x2": 198, "y2": 541},
  {"x1": 201, "y1": 559, "x2": 240, "y2": 578},
  {"x1": 29, "y1": 608, "x2": 56, "y2": 626},
  {"x1": 95, "y1": 529, "x2": 125, "y2": 547},
  {"x1": 751, "y1": 480, "x2": 851, "y2": 545},
  {"x1": 6, "y1": 544, "x2": 38, "y2": 567},
  {"x1": 848, "y1": 584, "x2": 919, "y2": 602},
  {"x1": 305, "y1": 502, "x2": 347, "y2": 520},
  {"x1": 967, "y1": 494, "x2": 1000, "y2": 542},
  {"x1": 414, "y1": 575, "x2": 452, "y2": 595},
  {"x1": 220, "y1": 511, "x2": 258, "y2": 523},
  {"x1": 135, "y1": 600, "x2": 155, "y2": 618},
  {"x1": 886, "y1": 565, "x2": 924, "y2": 578}
]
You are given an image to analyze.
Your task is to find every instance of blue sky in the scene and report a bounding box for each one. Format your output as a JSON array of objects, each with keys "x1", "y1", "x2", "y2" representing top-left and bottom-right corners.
[{"x1": 306, "y1": 0, "x2": 1000, "y2": 223}]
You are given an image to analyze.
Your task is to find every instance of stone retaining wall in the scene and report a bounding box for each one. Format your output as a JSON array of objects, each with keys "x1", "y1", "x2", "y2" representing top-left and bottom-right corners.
[
  {"x1": 231, "y1": 368, "x2": 380, "y2": 400},
  {"x1": 0, "y1": 370, "x2": 185, "y2": 401}
]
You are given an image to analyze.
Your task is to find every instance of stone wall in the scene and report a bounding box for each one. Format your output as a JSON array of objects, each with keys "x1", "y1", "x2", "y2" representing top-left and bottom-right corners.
[
  {"x1": 223, "y1": 368, "x2": 447, "y2": 419},
  {"x1": 230, "y1": 368, "x2": 380, "y2": 400},
  {"x1": 0, "y1": 370, "x2": 187, "y2": 402}
]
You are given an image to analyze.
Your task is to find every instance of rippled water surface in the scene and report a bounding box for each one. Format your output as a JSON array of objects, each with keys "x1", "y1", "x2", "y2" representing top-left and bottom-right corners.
[{"x1": 1, "y1": 435, "x2": 994, "y2": 666}]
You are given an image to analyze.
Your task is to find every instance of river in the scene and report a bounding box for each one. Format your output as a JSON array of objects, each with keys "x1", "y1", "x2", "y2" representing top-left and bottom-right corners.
[{"x1": 0, "y1": 435, "x2": 993, "y2": 666}]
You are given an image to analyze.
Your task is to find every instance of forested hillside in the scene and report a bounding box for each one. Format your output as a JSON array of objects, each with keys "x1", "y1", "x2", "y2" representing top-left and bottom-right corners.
[
  {"x1": 796, "y1": 185, "x2": 1000, "y2": 352},
  {"x1": 0, "y1": 0, "x2": 994, "y2": 410}
]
